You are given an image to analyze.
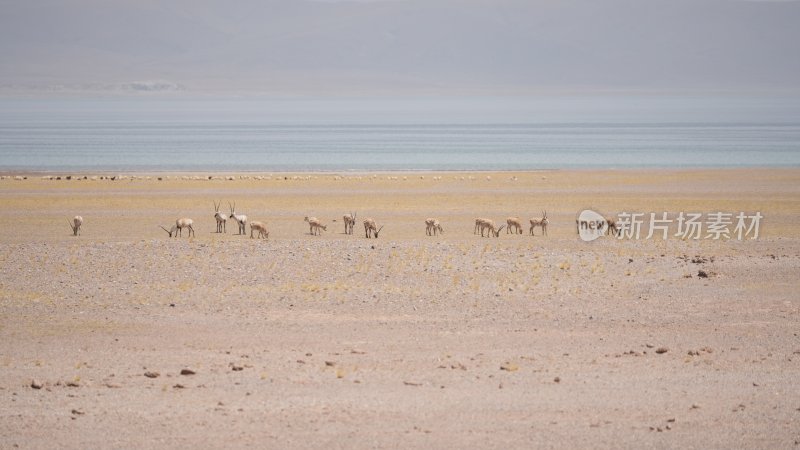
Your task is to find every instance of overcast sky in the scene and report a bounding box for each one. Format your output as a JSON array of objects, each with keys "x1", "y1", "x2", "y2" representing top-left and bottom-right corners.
[{"x1": 1, "y1": 0, "x2": 798, "y2": 95}]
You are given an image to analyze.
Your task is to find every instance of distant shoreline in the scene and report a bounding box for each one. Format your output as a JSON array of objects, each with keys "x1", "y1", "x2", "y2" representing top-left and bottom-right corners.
[{"x1": 4, "y1": 166, "x2": 800, "y2": 178}]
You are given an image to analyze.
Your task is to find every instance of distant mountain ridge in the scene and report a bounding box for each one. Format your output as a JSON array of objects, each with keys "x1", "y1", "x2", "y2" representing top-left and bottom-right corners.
[{"x1": 1, "y1": 0, "x2": 798, "y2": 94}]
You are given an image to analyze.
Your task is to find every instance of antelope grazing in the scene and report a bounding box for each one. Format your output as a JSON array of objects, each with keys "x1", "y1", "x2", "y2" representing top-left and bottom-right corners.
[
  {"x1": 68, "y1": 216, "x2": 83, "y2": 236},
  {"x1": 479, "y1": 219, "x2": 505, "y2": 237},
  {"x1": 529, "y1": 211, "x2": 549, "y2": 236},
  {"x1": 363, "y1": 218, "x2": 384, "y2": 238},
  {"x1": 304, "y1": 216, "x2": 327, "y2": 235},
  {"x1": 250, "y1": 221, "x2": 269, "y2": 239},
  {"x1": 343, "y1": 211, "x2": 357, "y2": 235},
  {"x1": 425, "y1": 218, "x2": 443, "y2": 236},
  {"x1": 506, "y1": 217, "x2": 523, "y2": 234},
  {"x1": 228, "y1": 202, "x2": 247, "y2": 235},
  {"x1": 160, "y1": 218, "x2": 195, "y2": 238},
  {"x1": 213, "y1": 201, "x2": 227, "y2": 233}
]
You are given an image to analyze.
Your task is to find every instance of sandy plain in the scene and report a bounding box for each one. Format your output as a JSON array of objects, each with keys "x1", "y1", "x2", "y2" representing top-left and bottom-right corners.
[{"x1": 0, "y1": 169, "x2": 799, "y2": 449}]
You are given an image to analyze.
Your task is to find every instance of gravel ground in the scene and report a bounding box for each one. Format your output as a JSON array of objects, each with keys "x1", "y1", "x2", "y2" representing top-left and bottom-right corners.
[{"x1": 1, "y1": 170, "x2": 799, "y2": 448}]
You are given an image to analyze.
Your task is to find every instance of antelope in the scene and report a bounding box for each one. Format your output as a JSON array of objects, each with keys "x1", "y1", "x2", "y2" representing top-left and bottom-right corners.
[
  {"x1": 68, "y1": 216, "x2": 83, "y2": 236},
  {"x1": 363, "y1": 218, "x2": 384, "y2": 238},
  {"x1": 606, "y1": 216, "x2": 619, "y2": 237},
  {"x1": 160, "y1": 218, "x2": 195, "y2": 238},
  {"x1": 304, "y1": 216, "x2": 327, "y2": 235},
  {"x1": 343, "y1": 211, "x2": 357, "y2": 235},
  {"x1": 479, "y1": 219, "x2": 505, "y2": 237},
  {"x1": 529, "y1": 211, "x2": 549, "y2": 236},
  {"x1": 213, "y1": 201, "x2": 227, "y2": 233},
  {"x1": 228, "y1": 202, "x2": 247, "y2": 235},
  {"x1": 425, "y1": 218, "x2": 443, "y2": 236},
  {"x1": 474, "y1": 218, "x2": 490, "y2": 234},
  {"x1": 506, "y1": 217, "x2": 523, "y2": 234},
  {"x1": 250, "y1": 221, "x2": 269, "y2": 239}
]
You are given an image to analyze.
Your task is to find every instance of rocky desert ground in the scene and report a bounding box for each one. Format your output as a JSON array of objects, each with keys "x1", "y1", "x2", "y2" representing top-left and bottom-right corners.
[{"x1": 0, "y1": 169, "x2": 798, "y2": 449}]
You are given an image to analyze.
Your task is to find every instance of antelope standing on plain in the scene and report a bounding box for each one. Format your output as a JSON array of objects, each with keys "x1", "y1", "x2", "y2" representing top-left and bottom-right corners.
[
  {"x1": 606, "y1": 216, "x2": 619, "y2": 237},
  {"x1": 474, "y1": 218, "x2": 490, "y2": 234},
  {"x1": 160, "y1": 218, "x2": 195, "y2": 238},
  {"x1": 228, "y1": 202, "x2": 247, "y2": 235},
  {"x1": 506, "y1": 217, "x2": 523, "y2": 234},
  {"x1": 304, "y1": 216, "x2": 327, "y2": 235},
  {"x1": 213, "y1": 201, "x2": 227, "y2": 233},
  {"x1": 425, "y1": 218, "x2": 443, "y2": 236},
  {"x1": 479, "y1": 220, "x2": 505, "y2": 237},
  {"x1": 68, "y1": 216, "x2": 83, "y2": 236},
  {"x1": 363, "y1": 218, "x2": 384, "y2": 238},
  {"x1": 529, "y1": 211, "x2": 549, "y2": 236},
  {"x1": 343, "y1": 212, "x2": 357, "y2": 235},
  {"x1": 249, "y1": 221, "x2": 269, "y2": 239}
]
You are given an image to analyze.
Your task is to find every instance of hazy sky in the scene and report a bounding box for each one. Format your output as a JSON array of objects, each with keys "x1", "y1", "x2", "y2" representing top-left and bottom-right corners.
[{"x1": 1, "y1": 0, "x2": 798, "y2": 95}]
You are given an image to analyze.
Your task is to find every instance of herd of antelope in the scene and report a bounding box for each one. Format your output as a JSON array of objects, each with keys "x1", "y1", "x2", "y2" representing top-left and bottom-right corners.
[{"x1": 68, "y1": 205, "x2": 555, "y2": 239}]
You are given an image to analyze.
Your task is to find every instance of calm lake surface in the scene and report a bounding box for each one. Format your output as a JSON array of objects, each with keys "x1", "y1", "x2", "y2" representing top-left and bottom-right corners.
[{"x1": 1, "y1": 95, "x2": 799, "y2": 171}]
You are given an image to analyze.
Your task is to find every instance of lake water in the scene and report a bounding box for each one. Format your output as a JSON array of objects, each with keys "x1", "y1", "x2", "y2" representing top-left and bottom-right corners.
[{"x1": 1, "y1": 95, "x2": 799, "y2": 171}]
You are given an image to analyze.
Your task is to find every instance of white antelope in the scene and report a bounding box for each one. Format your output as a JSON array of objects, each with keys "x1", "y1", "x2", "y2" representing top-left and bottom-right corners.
[
  {"x1": 529, "y1": 211, "x2": 549, "y2": 236},
  {"x1": 213, "y1": 201, "x2": 227, "y2": 233},
  {"x1": 506, "y1": 217, "x2": 523, "y2": 234},
  {"x1": 68, "y1": 216, "x2": 83, "y2": 236},
  {"x1": 363, "y1": 218, "x2": 384, "y2": 239},
  {"x1": 479, "y1": 219, "x2": 505, "y2": 237},
  {"x1": 304, "y1": 216, "x2": 327, "y2": 236},
  {"x1": 249, "y1": 221, "x2": 269, "y2": 239},
  {"x1": 160, "y1": 218, "x2": 195, "y2": 238},
  {"x1": 425, "y1": 218, "x2": 443, "y2": 236},
  {"x1": 228, "y1": 202, "x2": 247, "y2": 235},
  {"x1": 343, "y1": 211, "x2": 357, "y2": 235}
]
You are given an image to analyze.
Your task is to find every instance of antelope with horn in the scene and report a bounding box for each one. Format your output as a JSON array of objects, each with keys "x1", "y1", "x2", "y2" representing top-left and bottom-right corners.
[
  {"x1": 213, "y1": 201, "x2": 227, "y2": 233},
  {"x1": 363, "y1": 218, "x2": 384, "y2": 239},
  {"x1": 506, "y1": 217, "x2": 523, "y2": 234},
  {"x1": 425, "y1": 218, "x2": 443, "y2": 236},
  {"x1": 304, "y1": 216, "x2": 327, "y2": 236},
  {"x1": 529, "y1": 211, "x2": 549, "y2": 236},
  {"x1": 250, "y1": 221, "x2": 269, "y2": 239},
  {"x1": 160, "y1": 218, "x2": 195, "y2": 238},
  {"x1": 228, "y1": 202, "x2": 247, "y2": 235},
  {"x1": 343, "y1": 211, "x2": 357, "y2": 235},
  {"x1": 606, "y1": 216, "x2": 619, "y2": 237},
  {"x1": 479, "y1": 219, "x2": 505, "y2": 237},
  {"x1": 68, "y1": 215, "x2": 83, "y2": 236}
]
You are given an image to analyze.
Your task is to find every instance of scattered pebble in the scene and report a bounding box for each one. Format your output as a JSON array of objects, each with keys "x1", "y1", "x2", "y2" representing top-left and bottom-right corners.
[
  {"x1": 554, "y1": 376, "x2": 561, "y2": 383},
  {"x1": 144, "y1": 371, "x2": 160, "y2": 378},
  {"x1": 500, "y1": 363, "x2": 519, "y2": 372},
  {"x1": 656, "y1": 347, "x2": 669, "y2": 354},
  {"x1": 180, "y1": 369, "x2": 196, "y2": 376},
  {"x1": 30, "y1": 380, "x2": 42, "y2": 389}
]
